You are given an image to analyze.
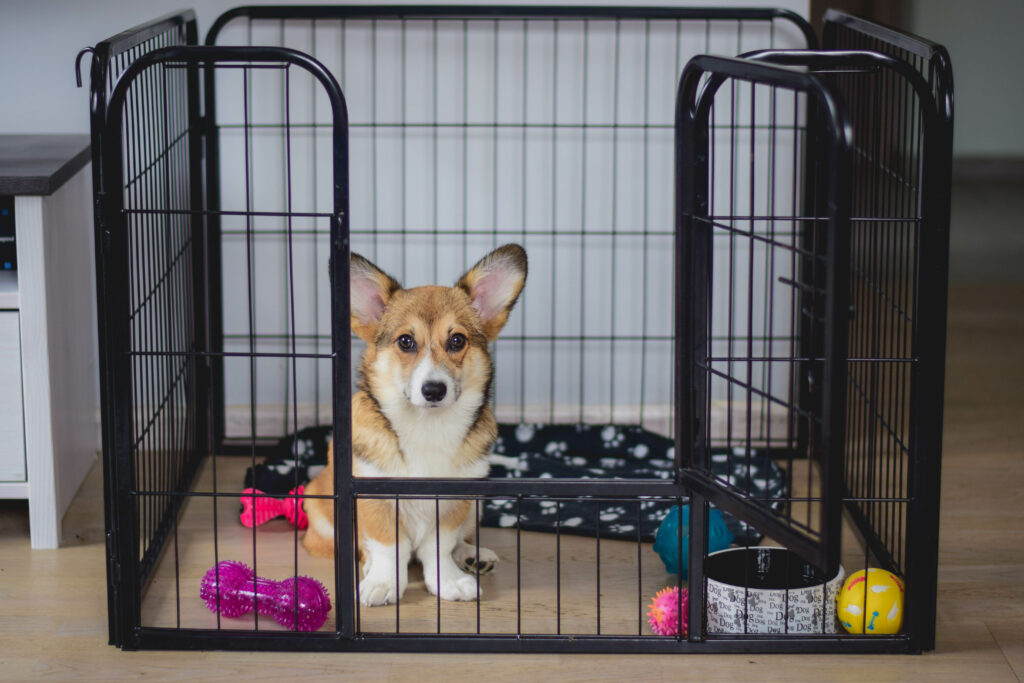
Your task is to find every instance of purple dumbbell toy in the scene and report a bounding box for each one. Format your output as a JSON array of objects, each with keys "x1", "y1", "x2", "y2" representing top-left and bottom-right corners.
[{"x1": 200, "y1": 560, "x2": 331, "y2": 631}]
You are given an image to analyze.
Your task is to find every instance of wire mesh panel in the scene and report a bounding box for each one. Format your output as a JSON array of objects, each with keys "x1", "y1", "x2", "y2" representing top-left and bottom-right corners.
[
  {"x1": 95, "y1": 44, "x2": 351, "y2": 649},
  {"x1": 676, "y1": 54, "x2": 851, "y2": 587},
  {"x1": 821, "y1": 16, "x2": 952, "y2": 650},
  {"x1": 676, "y1": 45, "x2": 950, "y2": 649},
  {"x1": 86, "y1": 11, "x2": 200, "y2": 647},
  {"x1": 207, "y1": 7, "x2": 815, "y2": 447}
]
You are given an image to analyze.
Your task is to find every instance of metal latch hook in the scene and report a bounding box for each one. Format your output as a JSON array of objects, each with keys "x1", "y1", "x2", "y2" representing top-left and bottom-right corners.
[{"x1": 75, "y1": 47, "x2": 95, "y2": 88}]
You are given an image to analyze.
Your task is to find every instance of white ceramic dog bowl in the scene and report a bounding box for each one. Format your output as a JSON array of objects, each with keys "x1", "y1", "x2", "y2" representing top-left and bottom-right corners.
[{"x1": 705, "y1": 546, "x2": 844, "y2": 634}]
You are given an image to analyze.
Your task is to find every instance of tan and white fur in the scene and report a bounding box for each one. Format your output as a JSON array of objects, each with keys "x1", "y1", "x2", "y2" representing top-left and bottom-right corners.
[{"x1": 302, "y1": 244, "x2": 527, "y2": 607}]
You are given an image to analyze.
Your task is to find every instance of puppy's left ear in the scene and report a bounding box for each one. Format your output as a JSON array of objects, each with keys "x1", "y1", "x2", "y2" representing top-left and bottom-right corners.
[{"x1": 457, "y1": 243, "x2": 528, "y2": 341}]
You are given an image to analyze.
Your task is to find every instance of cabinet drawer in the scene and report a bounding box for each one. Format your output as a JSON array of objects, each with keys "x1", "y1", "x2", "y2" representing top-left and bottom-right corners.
[{"x1": 0, "y1": 311, "x2": 26, "y2": 481}]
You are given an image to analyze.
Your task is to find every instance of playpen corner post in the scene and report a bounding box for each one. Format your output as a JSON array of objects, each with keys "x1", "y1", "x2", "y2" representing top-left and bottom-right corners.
[
  {"x1": 674, "y1": 58, "x2": 713, "y2": 480},
  {"x1": 674, "y1": 59, "x2": 713, "y2": 644},
  {"x1": 185, "y1": 30, "x2": 211, "y2": 464},
  {"x1": 100, "y1": 97, "x2": 142, "y2": 647},
  {"x1": 819, "y1": 78, "x2": 854, "y2": 579},
  {"x1": 85, "y1": 38, "x2": 123, "y2": 648},
  {"x1": 202, "y1": 54, "x2": 226, "y2": 454},
  {"x1": 329, "y1": 77, "x2": 355, "y2": 638},
  {"x1": 905, "y1": 88, "x2": 953, "y2": 654}
]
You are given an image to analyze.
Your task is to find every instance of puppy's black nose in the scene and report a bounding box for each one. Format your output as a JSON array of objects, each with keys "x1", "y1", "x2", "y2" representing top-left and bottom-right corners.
[{"x1": 421, "y1": 381, "x2": 447, "y2": 403}]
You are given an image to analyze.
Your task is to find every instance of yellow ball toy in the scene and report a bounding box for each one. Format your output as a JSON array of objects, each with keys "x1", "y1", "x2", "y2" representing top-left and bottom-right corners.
[{"x1": 837, "y1": 568, "x2": 905, "y2": 634}]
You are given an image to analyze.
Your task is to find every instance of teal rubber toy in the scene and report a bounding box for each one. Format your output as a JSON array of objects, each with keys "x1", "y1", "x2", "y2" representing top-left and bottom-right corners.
[{"x1": 653, "y1": 505, "x2": 734, "y2": 578}]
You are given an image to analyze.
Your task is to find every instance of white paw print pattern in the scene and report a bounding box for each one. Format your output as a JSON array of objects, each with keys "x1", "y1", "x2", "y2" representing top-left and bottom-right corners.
[
  {"x1": 600, "y1": 425, "x2": 626, "y2": 449},
  {"x1": 538, "y1": 500, "x2": 560, "y2": 515},
  {"x1": 291, "y1": 440, "x2": 314, "y2": 458},
  {"x1": 544, "y1": 441, "x2": 568, "y2": 457},
  {"x1": 629, "y1": 443, "x2": 650, "y2": 459},
  {"x1": 515, "y1": 423, "x2": 537, "y2": 443},
  {"x1": 599, "y1": 506, "x2": 627, "y2": 522},
  {"x1": 269, "y1": 459, "x2": 299, "y2": 475}
]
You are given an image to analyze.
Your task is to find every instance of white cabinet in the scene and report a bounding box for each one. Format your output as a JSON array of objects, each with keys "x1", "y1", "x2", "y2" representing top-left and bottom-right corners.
[
  {"x1": 0, "y1": 309, "x2": 26, "y2": 482},
  {"x1": 0, "y1": 135, "x2": 99, "y2": 548}
]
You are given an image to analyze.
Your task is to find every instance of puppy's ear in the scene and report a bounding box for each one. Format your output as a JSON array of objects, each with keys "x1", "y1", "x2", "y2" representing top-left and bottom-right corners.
[
  {"x1": 456, "y1": 244, "x2": 528, "y2": 341},
  {"x1": 350, "y1": 253, "x2": 401, "y2": 343}
]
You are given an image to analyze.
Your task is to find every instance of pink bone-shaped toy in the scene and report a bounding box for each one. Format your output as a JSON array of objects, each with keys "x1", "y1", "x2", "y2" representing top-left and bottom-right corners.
[
  {"x1": 200, "y1": 560, "x2": 331, "y2": 632},
  {"x1": 239, "y1": 486, "x2": 308, "y2": 530}
]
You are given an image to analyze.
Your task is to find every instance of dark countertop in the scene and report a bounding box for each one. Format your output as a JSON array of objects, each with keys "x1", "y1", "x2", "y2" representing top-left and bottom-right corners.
[{"x1": 0, "y1": 135, "x2": 91, "y2": 196}]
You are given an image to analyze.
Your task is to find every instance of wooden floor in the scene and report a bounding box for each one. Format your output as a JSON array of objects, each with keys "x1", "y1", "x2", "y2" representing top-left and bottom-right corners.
[{"x1": 2, "y1": 180, "x2": 1023, "y2": 680}]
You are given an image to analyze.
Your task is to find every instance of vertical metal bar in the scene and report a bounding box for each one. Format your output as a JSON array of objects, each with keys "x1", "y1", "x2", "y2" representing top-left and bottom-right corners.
[
  {"x1": 371, "y1": 19, "x2": 379, "y2": 262},
  {"x1": 516, "y1": 495, "x2": 522, "y2": 637},
  {"x1": 519, "y1": 18, "x2": 529, "y2": 420},
  {"x1": 555, "y1": 499, "x2": 561, "y2": 635},
  {"x1": 688, "y1": 496, "x2": 707, "y2": 643},
  {"x1": 636, "y1": 501, "x2": 642, "y2": 635},
  {"x1": 159, "y1": 62, "x2": 182, "y2": 628},
  {"x1": 461, "y1": 19, "x2": 469, "y2": 268},
  {"x1": 433, "y1": 18, "x2": 440, "y2": 282},
  {"x1": 908, "y1": 53, "x2": 952, "y2": 657},
  {"x1": 577, "y1": 18, "x2": 589, "y2": 425},
  {"x1": 241, "y1": 60, "x2": 260, "y2": 630},
  {"x1": 435, "y1": 498, "x2": 441, "y2": 633},
  {"x1": 548, "y1": 19, "x2": 559, "y2": 423},
  {"x1": 311, "y1": 19, "x2": 322, "y2": 426},
  {"x1": 279, "y1": 20, "x2": 291, "y2": 440},
  {"x1": 401, "y1": 18, "x2": 408, "y2": 281},
  {"x1": 475, "y1": 498, "x2": 481, "y2": 632},
  {"x1": 203, "y1": 32, "x2": 226, "y2": 457},
  {"x1": 492, "y1": 18, "x2": 500, "y2": 251},
  {"x1": 609, "y1": 18, "x2": 621, "y2": 424},
  {"x1": 102, "y1": 63, "x2": 142, "y2": 650},
  {"x1": 284, "y1": 62, "x2": 305, "y2": 630},
  {"x1": 746, "y1": 81, "x2": 756, "y2": 500},
  {"x1": 639, "y1": 18, "x2": 651, "y2": 429},
  {"x1": 595, "y1": 501, "x2": 601, "y2": 635}
]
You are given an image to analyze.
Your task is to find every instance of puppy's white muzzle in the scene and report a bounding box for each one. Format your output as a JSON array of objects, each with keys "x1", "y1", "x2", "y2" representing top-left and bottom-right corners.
[{"x1": 407, "y1": 354, "x2": 458, "y2": 408}]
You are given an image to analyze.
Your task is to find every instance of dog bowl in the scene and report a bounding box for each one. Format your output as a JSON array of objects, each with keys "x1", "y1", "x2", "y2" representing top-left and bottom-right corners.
[{"x1": 705, "y1": 547, "x2": 844, "y2": 634}]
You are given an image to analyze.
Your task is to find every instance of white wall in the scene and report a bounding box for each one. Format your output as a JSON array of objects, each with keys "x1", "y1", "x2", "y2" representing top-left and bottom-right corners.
[
  {"x1": 909, "y1": 0, "x2": 1024, "y2": 158},
  {"x1": 0, "y1": 0, "x2": 808, "y2": 136},
  {"x1": 0, "y1": 0, "x2": 808, "y2": 439}
]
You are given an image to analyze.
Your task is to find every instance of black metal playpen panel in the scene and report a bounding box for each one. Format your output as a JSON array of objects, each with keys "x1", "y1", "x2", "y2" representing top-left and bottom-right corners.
[{"x1": 85, "y1": 6, "x2": 952, "y2": 654}]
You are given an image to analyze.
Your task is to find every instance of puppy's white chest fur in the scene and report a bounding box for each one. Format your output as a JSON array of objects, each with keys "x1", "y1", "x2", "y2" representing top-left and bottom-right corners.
[
  {"x1": 357, "y1": 391, "x2": 489, "y2": 549},
  {"x1": 371, "y1": 385, "x2": 489, "y2": 479}
]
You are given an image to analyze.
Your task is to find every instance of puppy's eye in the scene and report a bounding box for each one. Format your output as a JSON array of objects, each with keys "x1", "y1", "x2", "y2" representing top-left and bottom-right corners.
[
  {"x1": 447, "y1": 333, "x2": 467, "y2": 352},
  {"x1": 397, "y1": 334, "x2": 417, "y2": 352}
]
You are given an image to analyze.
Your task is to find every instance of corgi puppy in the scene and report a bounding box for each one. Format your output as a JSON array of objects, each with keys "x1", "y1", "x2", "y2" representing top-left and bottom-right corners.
[{"x1": 303, "y1": 244, "x2": 527, "y2": 607}]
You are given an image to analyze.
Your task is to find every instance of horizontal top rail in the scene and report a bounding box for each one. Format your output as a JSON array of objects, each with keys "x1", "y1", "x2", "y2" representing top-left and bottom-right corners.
[{"x1": 208, "y1": 5, "x2": 817, "y2": 48}]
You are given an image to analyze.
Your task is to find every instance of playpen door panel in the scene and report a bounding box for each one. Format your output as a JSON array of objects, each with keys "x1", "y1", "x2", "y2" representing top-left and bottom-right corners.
[{"x1": 675, "y1": 56, "x2": 850, "y2": 574}]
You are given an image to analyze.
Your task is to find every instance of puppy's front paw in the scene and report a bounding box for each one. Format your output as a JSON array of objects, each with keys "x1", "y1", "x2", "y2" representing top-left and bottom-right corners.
[
  {"x1": 437, "y1": 575, "x2": 481, "y2": 602},
  {"x1": 453, "y1": 543, "x2": 498, "y2": 575},
  {"x1": 359, "y1": 575, "x2": 403, "y2": 607}
]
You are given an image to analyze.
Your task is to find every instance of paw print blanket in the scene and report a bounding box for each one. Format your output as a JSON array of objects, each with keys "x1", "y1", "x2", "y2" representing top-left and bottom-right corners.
[
  {"x1": 241, "y1": 423, "x2": 788, "y2": 546},
  {"x1": 483, "y1": 423, "x2": 786, "y2": 545}
]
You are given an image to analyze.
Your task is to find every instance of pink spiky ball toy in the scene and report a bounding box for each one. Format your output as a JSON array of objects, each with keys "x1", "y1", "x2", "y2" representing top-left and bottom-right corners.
[{"x1": 647, "y1": 586, "x2": 689, "y2": 636}]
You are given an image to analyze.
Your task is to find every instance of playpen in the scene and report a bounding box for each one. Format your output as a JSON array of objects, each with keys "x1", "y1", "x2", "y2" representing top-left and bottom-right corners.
[{"x1": 83, "y1": 5, "x2": 952, "y2": 653}]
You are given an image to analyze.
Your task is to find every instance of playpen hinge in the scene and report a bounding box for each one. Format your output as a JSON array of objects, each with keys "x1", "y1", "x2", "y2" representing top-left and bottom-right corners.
[{"x1": 106, "y1": 530, "x2": 121, "y2": 586}]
